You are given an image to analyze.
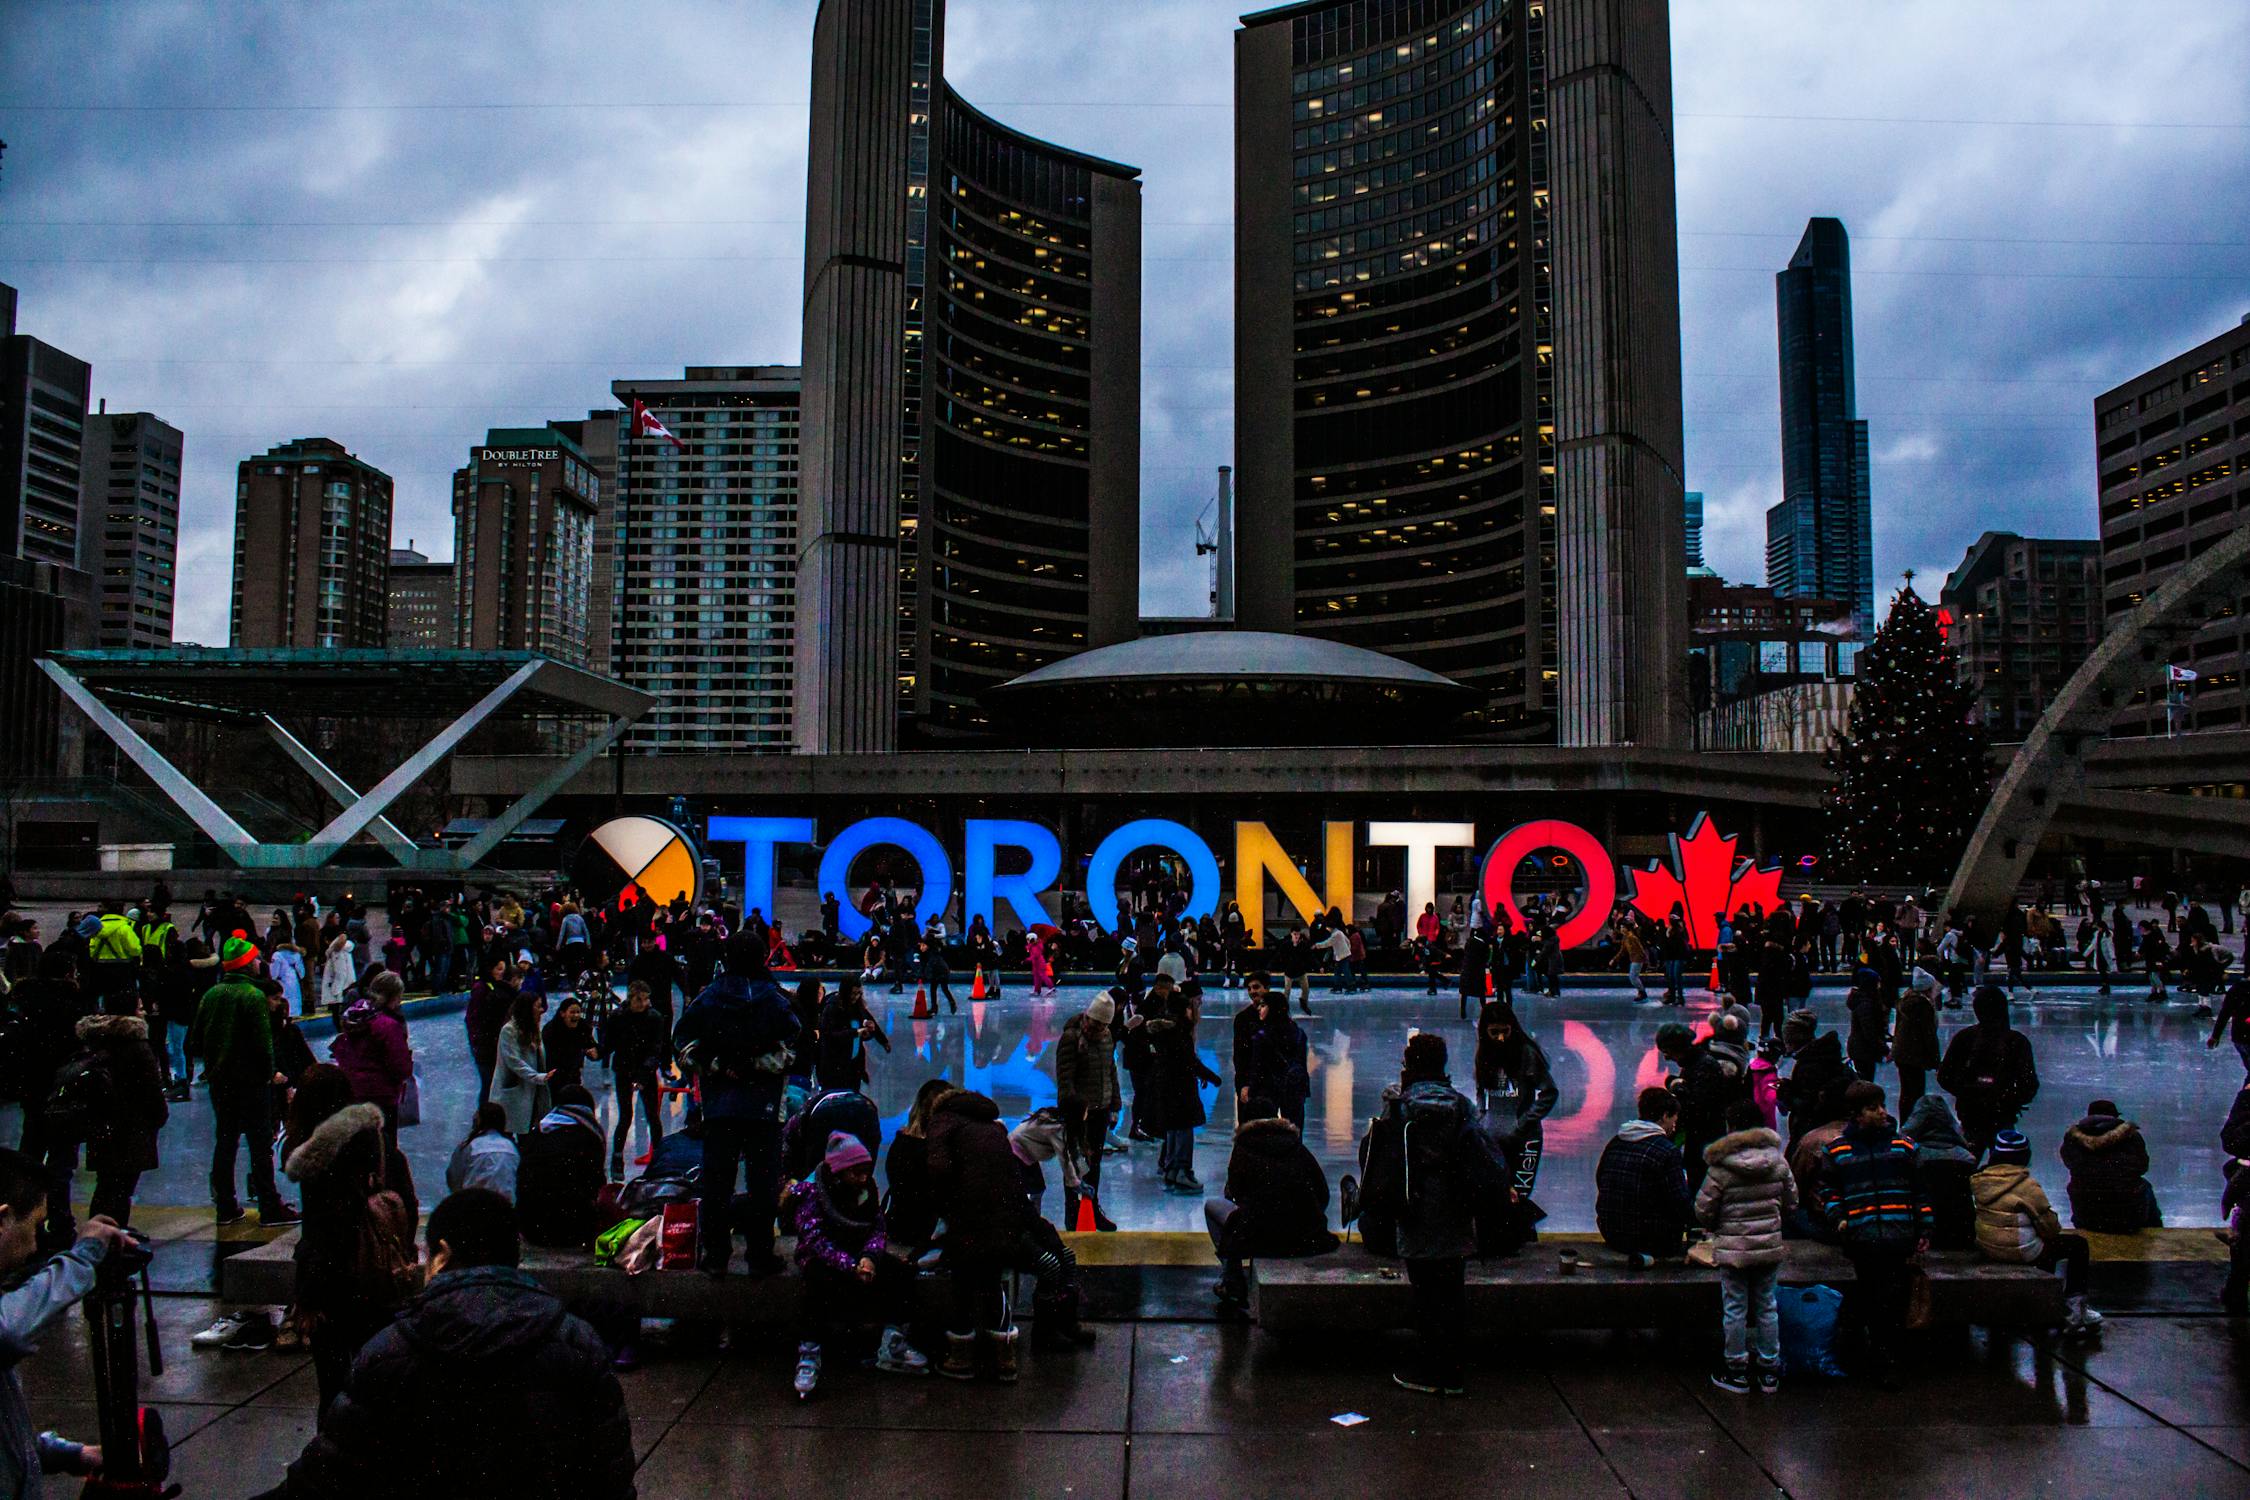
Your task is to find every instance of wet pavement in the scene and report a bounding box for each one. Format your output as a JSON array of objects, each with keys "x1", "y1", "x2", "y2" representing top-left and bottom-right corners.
[
  {"x1": 13, "y1": 1292, "x2": 2247, "y2": 1498},
  {"x1": 10, "y1": 977, "x2": 2241, "y2": 1237}
]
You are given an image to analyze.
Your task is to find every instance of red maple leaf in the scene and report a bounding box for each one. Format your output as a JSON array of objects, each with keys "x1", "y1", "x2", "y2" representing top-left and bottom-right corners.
[{"x1": 1624, "y1": 813, "x2": 1786, "y2": 950}]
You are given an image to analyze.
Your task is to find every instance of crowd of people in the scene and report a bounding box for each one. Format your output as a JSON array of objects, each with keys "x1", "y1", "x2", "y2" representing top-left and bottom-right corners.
[{"x1": 1, "y1": 868, "x2": 2246, "y2": 1494}]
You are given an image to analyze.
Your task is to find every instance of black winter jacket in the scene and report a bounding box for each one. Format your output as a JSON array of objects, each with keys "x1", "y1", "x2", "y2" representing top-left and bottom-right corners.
[
  {"x1": 1779, "y1": 1032, "x2": 1852, "y2": 1140},
  {"x1": 277, "y1": 1265, "x2": 635, "y2": 1500},
  {"x1": 1222, "y1": 1118, "x2": 1337, "y2": 1256},
  {"x1": 925, "y1": 1090, "x2": 1032, "y2": 1256},
  {"x1": 2060, "y1": 1114, "x2": 2161, "y2": 1232},
  {"x1": 74, "y1": 1012, "x2": 167, "y2": 1175},
  {"x1": 1936, "y1": 1003, "x2": 2040, "y2": 1133}
]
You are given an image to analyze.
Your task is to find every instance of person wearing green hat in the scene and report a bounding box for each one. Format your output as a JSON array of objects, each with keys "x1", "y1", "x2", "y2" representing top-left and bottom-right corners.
[{"x1": 189, "y1": 934, "x2": 299, "y2": 1226}]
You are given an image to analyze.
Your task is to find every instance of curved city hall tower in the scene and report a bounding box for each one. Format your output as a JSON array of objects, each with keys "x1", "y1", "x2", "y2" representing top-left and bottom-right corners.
[
  {"x1": 1235, "y1": 0, "x2": 1686, "y2": 745},
  {"x1": 797, "y1": 0, "x2": 1143, "y2": 752}
]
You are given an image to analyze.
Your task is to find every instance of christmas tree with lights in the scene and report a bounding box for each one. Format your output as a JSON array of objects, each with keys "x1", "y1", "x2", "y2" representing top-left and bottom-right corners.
[{"x1": 1822, "y1": 578, "x2": 1992, "y2": 886}]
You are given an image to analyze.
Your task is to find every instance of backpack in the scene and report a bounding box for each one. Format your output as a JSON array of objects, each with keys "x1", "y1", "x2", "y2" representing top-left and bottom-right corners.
[{"x1": 44, "y1": 1053, "x2": 116, "y2": 1143}]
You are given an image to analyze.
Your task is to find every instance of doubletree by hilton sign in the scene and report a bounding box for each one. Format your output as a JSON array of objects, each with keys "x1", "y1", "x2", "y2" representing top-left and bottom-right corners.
[
  {"x1": 475, "y1": 447, "x2": 562, "y2": 466},
  {"x1": 705, "y1": 812, "x2": 1800, "y2": 950}
]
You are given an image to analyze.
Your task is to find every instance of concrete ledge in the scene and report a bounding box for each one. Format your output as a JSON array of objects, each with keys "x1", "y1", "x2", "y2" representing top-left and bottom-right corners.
[{"x1": 1249, "y1": 1242, "x2": 2067, "y2": 1333}]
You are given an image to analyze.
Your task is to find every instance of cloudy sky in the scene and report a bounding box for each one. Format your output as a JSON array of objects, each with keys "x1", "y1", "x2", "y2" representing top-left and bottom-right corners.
[{"x1": 4, "y1": 0, "x2": 2245, "y2": 645}]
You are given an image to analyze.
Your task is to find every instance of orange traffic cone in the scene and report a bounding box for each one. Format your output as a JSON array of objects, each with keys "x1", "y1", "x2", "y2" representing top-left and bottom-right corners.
[
  {"x1": 971, "y1": 966, "x2": 987, "y2": 1000},
  {"x1": 911, "y1": 984, "x2": 931, "y2": 1019},
  {"x1": 1073, "y1": 1193, "x2": 1099, "y2": 1232}
]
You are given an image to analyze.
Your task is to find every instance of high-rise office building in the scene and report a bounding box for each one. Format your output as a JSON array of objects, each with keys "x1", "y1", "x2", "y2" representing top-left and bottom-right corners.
[
  {"x1": 610, "y1": 368, "x2": 802, "y2": 752},
  {"x1": 1, "y1": 281, "x2": 95, "y2": 572},
  {"x1": 80, "y1": 409, "x2": 183, "y2": 649},
  {"x1": 797, "y1": 0, "x2": 1143, "y2": 752},
  {"x1": 450, "y1": 427, "x2": 599, "y2": 664},
  {"x1": 549, "y1": 410, "x2": 620, "y2": 676},
  {"x1": 230, "y1": 437, "x2": 393, "y2": 649},
  {"x1": 1766, "y1": 217, "x2": 1874, "y2": 636},
  {"x1": 385, "y1": 544, "x2": 455, "y2": 651},
  {"x1": 1684, "y1": 490, "x2": 1717, "y2": 577},
  {"x1": 2094, "y1": 315, "x2": 2250, "y2": 736},
  {"x1": 1233, "y1": 0, "x2": 1688, "y2": 746},
  {"x1": 1939, "y1": 531, "x2": 2101, "y2": 739}
]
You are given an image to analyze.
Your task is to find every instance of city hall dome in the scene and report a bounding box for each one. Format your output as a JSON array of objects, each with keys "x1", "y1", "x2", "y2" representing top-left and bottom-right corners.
[{"x1": 987, "y1": 629, "x2": 1477, "y2": 746}]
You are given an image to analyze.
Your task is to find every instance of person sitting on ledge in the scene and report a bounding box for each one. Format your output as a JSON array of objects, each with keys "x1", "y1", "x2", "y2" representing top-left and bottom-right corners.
[
  {"x1": 1899, "y1": 1094, "x2": 1979, "y2": 1251},
  {"x1": 1207, "y1": 1095, "x2": 1337, "y2": 1316},
  {"x1": 1595, "y1": 1086, "x2": 1694, "y2": 1265},
  {"x1": 2059, "y1": 1098, "x2": 2164, "y2": 1233},
  {"x1": 1974, "y1": 1129, "x2": 2103, "y2": 1338}
]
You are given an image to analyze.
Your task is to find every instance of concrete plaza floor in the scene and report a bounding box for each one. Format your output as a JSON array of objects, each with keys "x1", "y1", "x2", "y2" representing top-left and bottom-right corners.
[
  {"x1": 13, "y1": 1289, "x2": 2248, "y2": 1498},
  {"x1": 14, "y1": 977, "x2": 2238, "y2": 1238}
]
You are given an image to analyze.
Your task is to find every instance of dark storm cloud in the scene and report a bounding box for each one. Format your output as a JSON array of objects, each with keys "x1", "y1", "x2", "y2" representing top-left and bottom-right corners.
[{"x1": 3, "y1": 0, "x2": 2244, "y2": 643}]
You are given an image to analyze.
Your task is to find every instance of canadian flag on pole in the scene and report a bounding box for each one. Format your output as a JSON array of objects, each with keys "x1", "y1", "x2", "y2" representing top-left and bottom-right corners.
[{"x1": 629, "y1": 397, "x2": 684, "y2": 452}]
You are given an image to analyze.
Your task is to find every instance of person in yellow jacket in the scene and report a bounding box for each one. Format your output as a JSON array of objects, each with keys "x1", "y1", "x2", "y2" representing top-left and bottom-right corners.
[
  {"x1": 82, "y1": 902, "x2": 143, "y2": 1012},
  {"x1": 1970, "y1": 1129, "x2": 2101, "y2": 1337}
]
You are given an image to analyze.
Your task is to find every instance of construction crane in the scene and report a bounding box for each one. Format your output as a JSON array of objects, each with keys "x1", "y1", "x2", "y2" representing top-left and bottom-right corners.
[{"x1": 1193, "y1": 466, "x2": 1235, "y2": 621}]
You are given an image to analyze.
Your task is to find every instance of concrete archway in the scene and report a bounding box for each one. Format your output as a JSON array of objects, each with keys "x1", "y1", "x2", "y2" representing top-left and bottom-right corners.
[{"x1": 1945, "y1": 524, "x2": 2250, "y2": 922}]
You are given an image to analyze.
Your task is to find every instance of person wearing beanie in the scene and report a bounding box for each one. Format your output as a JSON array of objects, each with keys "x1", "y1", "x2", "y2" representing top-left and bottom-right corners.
[
  {"x1": 1973, "y1": 1129, "x2": 2102, "y2": 1336},
  {"x1": 784, "y1": 1130, "x2": 927, "y2": 1396},
  {"x1": 2059, "y1": 1099, "x2": 2161, "y2": 1233},
  {"x1": 189, "y1": 934, "x2": 298, "y2": 1227},
  {"x1": 1656, "y1": 1016, "x2": 1749, "y2": 1196},
  {"x1": 1812, "y1": 1082, "x2": 1928, "y2": 1386},
  {"x1": 1937, "y1": 985, "x2": 2040, "y2": 1159},
  {"x1": 1359, "y1": 1032, "x2": 1491, "y2": 1396},
  {"x1": 1053, "y1": 993, "x2": 1121, "y2": 1231},
  {"x1": 1777, "y1": 1010, "x2": 1851, "y2": 1151}
]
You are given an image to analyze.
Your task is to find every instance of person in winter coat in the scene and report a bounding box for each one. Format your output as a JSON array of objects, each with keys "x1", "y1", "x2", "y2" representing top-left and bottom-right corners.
[
  {"x1": 515, "y1": 1084, "x2": 607, "y2": 1249},
  {"x1": 1891, "y1": 980, "x2": 1942, "y2": 1114},
  {"x1": 1141, "y1": 983, "x2": 1222, "y2": 1194},
  {"x1": 785, "y1": 1131, "x2": 929, "y2": 1397},
  {"x1": 487, "y1": 991, "x2": 553, "y2": 1136},
  {"x1": 1845, "y1": 984, "x2": 1891, "y2": 1083},
  {"x1": 1207, "y1": 1098, "x2": 1336, "y2": 1310},
  {"x1": 1695, "y1": 1099, "x2": 1799, "y2": 1394},
  {"x1": 446, "y1": 1102, "x2": 518, "y2": 1201},
  {"x1": 284, "y1": 1065, "x2": 419, "y2": 1414},
  {"x1": 598, "y1": 980, "x2": 673, "y2": 1178},
  {"x1": 2206, "y1": 978, "x2": 2250, "y2": 1078},
  {"x1": 1812, "y1": 1082, "x2": 1929, "y2": 1385},
  {"x1": 673, "y1": 938, "x2": 799, "y2": 1277},
  {"x1": 1595, "y1": 1087, "x2": 1694, "y2": 1262},
  {"x1": 1972, "y1": 1130, "x2": 2102, "y2": 1337},
  {"x1": 1053, "y1": 993, "x2": 1121, "y2": 1231},
  {"x1": 268, "y1": 942, "x2": 307, "y2": 1016},
  {"x1": 191, "y1": 936, "x2": 297, "y2": 1229},
  {"x1": 318, "y1": 932, "x2": 356, "y2": 1012},
  {"x1": 70, "y1": 1012, "x2": 168, "y2": 1228},
  {"x1": 1358, "y1": 1033, "x2": 1488, "y2": 1396},
  {"x1": 540, "y1": 996, "x2": 598, "y2": 1094},
  {"x1": 1898, "y1": 1094, "x2": 1978, "y2": 1250},
  {"x1": 2059, "y1": 1099, "x2": 2162, "y2": 1232},
  {"x1": 0, "y1": 1152, "x2": 137, "y2": 1500},
  {"x1": 464, "y1": 956, "x2": 518, "y2": 1106},
  {"x1": 1238, "y1": 985, "x2": 1311, "y2": 1134},
  {"x1": 260, "y1": 1188, "x2": 633, "y2": 1500},
  {"x1": 1777, "y1": 1010, "x2": 1852, "y2": 1149},
  {"x1": 815, "y1": 977, "x2": 889, "y2": 1094},
  {"x1": 10, "y1": 948, "x2": 93, "y2": 1249},
  {"x1": 1937, "y1": 985, "x2": 2040, "y2": 1159},
  {"x1": 1657, "y1": 1012, "x2": 1751, "y2": 1196},
  {"x1": 881, "y1": 1078, "x2": 953, "y2": 1252},
  {"x1": 925, "y1": 1088, "x2": 1036, "y2": 1379},
  {"x1": 1474, "y1": 999, "x2": 1560, "y2": 1199},
  {"x1": 330, "y1": 972, "x2": 413, "y2": 1136},
  {"x1": 266, "y1": 986, "x2": 317, "y2": 1126}
]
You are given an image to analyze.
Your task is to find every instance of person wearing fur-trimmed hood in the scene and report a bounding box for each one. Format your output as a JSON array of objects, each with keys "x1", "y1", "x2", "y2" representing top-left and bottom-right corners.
[
  {"x1": 285, "y1": 1064, "x2": 419, "y2": 1415},
  {"x1": 70, "y1": 1010, "x2": 168, "y2": 1228}
]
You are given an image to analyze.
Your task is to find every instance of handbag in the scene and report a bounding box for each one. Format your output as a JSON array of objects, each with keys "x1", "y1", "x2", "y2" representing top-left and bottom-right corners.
[
  {"x1": 1902, "y1": 1263, "x2": 1936, "y2": 1330},
  {"x1": 396, "y1": 1069, "x2": 421, "y2": 1129},
  {"x1": 352, "y1": 1152, "x2": 422, "y2": 1309}
]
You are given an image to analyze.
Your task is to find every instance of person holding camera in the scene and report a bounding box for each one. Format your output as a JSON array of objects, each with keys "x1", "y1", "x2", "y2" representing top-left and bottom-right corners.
[{"x1": 0, "y1": 1146, "x2": 139, "y2": 1497}]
